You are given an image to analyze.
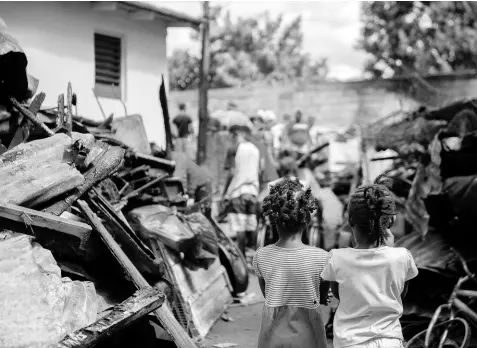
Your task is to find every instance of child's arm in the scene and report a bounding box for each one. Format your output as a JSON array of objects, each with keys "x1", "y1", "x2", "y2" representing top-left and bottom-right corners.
[
  {"x1": 258, "y1": 277, "x2": 266, "y2": 298},
  {"x1": 401, "y1": 281, "x2": 409, "y2": 298},
  {"x1": 253, "y1": 249, "x2": 266, "y2": 298},
  {"x1": 402, "y1": 249, "x2": 418, "y2": 299},
  {"x1": 330, "y1": 281, "x2": 340, "y2": 300},
  {"x1": 319, "y1": 279, "x2": 331, "y2": 305}
]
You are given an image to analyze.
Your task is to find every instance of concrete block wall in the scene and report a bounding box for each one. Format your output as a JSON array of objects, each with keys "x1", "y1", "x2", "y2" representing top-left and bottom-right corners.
[{"x1": 169, "y1": 73, "x2": 477, "y2": 131}]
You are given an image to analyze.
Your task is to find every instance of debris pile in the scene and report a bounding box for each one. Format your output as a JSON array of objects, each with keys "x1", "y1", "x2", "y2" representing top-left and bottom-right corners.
[
  {"x1": 365, "y1": 99, "x2": 477, "y2": 329},
  {"x1": 0, "y1": 22, "x2": 235, "y2": 348}
]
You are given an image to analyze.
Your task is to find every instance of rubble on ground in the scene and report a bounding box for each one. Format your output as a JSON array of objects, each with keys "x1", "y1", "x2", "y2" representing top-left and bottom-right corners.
[{"x1": 0, "y1": 24, "x2": 234, "y2": 348}]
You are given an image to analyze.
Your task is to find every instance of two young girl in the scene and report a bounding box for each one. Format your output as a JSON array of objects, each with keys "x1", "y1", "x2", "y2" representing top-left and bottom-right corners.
[{"x1": 254, "y1": 176, "x2": 418, "y2": 348}]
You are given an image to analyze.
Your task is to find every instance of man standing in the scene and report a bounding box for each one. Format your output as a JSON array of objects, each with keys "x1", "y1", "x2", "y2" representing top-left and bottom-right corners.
[
  {"x1": 223, "y1": 126, "x2": 261, "y2": 257},
  {"x1": 172, "y1": 103, "x2": 193, "y2": 157}
]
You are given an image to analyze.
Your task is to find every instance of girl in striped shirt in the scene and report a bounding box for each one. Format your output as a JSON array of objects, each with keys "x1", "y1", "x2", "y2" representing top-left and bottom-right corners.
[{"x1": 253, "y1": 177, "x2": 329, "y2": 348}]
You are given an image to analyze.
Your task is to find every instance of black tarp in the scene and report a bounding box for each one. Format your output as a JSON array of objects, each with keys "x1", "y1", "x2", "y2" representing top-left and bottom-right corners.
[{"x1": 396, "y1": 230, "x2": 477, "y2": 318}]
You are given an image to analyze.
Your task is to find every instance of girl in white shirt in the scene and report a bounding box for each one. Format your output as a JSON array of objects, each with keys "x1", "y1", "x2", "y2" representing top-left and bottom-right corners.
[{"x1": 321, "y1": 175, "x2": 418, "y2": 348}]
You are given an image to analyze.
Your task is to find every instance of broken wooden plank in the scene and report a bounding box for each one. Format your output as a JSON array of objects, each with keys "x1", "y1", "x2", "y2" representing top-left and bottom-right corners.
[
  {"x1": 72, "y1": 113, "x2": 113, "y2": 128},
  {"x1": 8, "y1": 92, "x2": 46, "y2": 149},
  {"x1": 132, "y1": 152, "x2": 176, "y2": 174},
  {"x1": 0, "y1": 202, "x2": 92, "y2": 241},
  {"x1": 77, "y1": 200, "x2": 198, "y2": 348},
  {"x1": 66, "y1": 83, "x2": 73, "y2": 136},
  {"x1": 9, "y1": 97, "x2": 55, "y2": 136},
  {"x1": 58, "y1": 94, "x2": 65, "y2": 127},
  {"x1": 58, "y1": 286, "x2": 166, "y2": 348},
  {"x1": 44, "y1": 143, "x2": 125, "y2": 216},
  {"x1": 87, "y1": 193, "x2": 163, "y2": 276},
  {"x1": 122, "y1": 174, "x2": 168, "y2": 200},
  {"x1": 117, "y1": 164, "x2": 150, "y2": 178}
]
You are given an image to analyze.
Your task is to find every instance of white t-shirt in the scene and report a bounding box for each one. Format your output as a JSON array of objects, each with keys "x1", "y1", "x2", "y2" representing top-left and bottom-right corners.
[
  {"x1": 225, "y1": 141, "x2": 260, "y2": 199},
  {"x1": 321, "y1": 246, "x2": 418, "y2": 348}
]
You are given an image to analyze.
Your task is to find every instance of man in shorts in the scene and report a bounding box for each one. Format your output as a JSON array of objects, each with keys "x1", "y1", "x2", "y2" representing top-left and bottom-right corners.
[
  {"x1": 222, "y1": 126, "x2": 262, "y2": 257},
  {"x1": 172, "y1": 103, "x2": 194, "y2": 158}
]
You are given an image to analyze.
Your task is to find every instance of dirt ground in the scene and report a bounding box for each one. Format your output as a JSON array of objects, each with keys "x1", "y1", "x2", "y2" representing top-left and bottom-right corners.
[{"x1": 203, "y1": 273, "x2": 334, "y2": 348}]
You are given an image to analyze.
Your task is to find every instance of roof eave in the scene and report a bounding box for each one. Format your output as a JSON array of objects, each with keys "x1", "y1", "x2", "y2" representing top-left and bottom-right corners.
[{"x1": 91, "y1": 1, "x2": 201, "y2": 30}]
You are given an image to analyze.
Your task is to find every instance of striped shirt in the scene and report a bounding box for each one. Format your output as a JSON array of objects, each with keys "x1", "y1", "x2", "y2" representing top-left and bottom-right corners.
[{"x1": 253, "y1": 244, "x2": 328, "y2": 309}]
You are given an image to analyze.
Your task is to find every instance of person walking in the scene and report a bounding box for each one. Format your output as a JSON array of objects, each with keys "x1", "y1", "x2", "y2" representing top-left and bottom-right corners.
[
  {"x1": 253, "y1": 177, "x2": 330, "y2": 348},
  {"x1": 172, "y1": 102, "x2": 194, "y2": 158},
  {"x1": 321, "y1": 175, "x2": 418, "y2": 348},
  {"x1": 222, "y1": 125, "x2": 261, "y2": 257}
]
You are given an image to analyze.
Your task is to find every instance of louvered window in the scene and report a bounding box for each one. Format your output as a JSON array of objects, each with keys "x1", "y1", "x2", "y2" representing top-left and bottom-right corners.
[{"x1": 94, "y1": 33, "x2": 122, "y2": 99}]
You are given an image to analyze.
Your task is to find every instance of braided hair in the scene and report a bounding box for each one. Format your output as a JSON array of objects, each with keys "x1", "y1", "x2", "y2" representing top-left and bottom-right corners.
[
  {"x1": 262, "y1": 177, "x2": 319, "y2": 233},
  {"x1": 348, "y1": 174, "x2": 396, "y2": 246}
]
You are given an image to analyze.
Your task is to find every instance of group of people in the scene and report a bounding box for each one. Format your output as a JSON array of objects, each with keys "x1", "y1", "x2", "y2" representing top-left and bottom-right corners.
[
  {"x1": 170, "y1": 102, "x2": 419, "y2": 348},
  {"x1": 169, "y1": 102, "x2": 309, "y2": 256}
]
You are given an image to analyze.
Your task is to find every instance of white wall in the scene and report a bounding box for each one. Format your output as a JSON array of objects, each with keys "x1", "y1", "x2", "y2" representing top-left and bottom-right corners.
[{"x1": 0, "y1": 1, "x2": 168, "y2": 147}]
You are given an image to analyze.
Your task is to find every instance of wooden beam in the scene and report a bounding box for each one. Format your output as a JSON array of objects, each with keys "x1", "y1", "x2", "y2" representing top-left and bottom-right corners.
[
  {"x1": 0, "y1": 202, "x2": 92, "y2": 241},
  {"x1": 91, "y1": 2, "x2": 118, "y2": 11},
  {"x1": 130, "y1": 10, "x2": 156, "y2": 21},
  {"x1": 77, "y1": 200, "x2": 197, "y2": 348},
  {"x1": 58, "y1": 286, "x2": 166, "y2": 348}
]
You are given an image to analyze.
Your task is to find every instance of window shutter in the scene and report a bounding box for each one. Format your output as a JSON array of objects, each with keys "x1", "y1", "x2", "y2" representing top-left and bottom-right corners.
[{"x1": 94, "y1": 33, "x2": 122, "y2": 98}]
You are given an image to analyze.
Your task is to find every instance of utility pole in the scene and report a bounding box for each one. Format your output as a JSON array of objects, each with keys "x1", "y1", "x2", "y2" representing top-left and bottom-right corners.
[{"x1": 196, "y1": 1, "x2": 210, "y2": 165}]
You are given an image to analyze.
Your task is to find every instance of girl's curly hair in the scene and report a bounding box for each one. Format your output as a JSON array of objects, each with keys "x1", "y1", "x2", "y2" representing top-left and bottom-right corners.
[
  {"x1": 262, "y1": 177, "x2": 319, "y2": 231},
  {"x1": 348, "y1": 174, "x2": 396, "y2": 246}
]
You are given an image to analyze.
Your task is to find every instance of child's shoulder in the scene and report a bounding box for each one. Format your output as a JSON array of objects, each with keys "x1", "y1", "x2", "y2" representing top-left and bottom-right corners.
[
  {"x1": 302, "y1": 245, "x2": 329, "y2": 260},
  {"x1": 387, "y1": 246, "x2": 414, "y2": 261},
  {"x1": 254, "y1": 245, "x2": 275, "y2": 258}
]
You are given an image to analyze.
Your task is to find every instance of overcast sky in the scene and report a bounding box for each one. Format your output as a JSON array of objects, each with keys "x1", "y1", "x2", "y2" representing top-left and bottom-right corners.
[{"x1": 160, "y1": 1, "x2": 369, "y2": 81}]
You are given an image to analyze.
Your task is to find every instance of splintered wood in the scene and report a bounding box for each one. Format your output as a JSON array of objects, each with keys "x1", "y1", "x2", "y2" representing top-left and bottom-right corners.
[
  {"x1": 44, "y1": 142, "x2": 125, "y2": 216},
  {"x1": 58, "y1": 286, "x2": 165, "y2": 348},
  {"x1": 0, "y1": 202, "x2": 92, "y2": 241}
]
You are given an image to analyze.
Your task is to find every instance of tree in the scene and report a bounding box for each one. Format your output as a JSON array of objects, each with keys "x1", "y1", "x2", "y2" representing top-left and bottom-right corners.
[
  {"x1": 168, "y1": 49, "x2": 200, "y2": 90},
  {"x1": 359, "y1": 1, "x2": 477, "y2": 78},
  {"x1": 168, "y1": 6, "x2": 328, "y2": 90}
]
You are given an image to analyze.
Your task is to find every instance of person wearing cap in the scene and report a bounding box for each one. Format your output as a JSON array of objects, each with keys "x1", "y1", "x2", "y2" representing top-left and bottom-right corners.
[{"x1": 222, "y1": 124, "x2": 262, "y2": 258}]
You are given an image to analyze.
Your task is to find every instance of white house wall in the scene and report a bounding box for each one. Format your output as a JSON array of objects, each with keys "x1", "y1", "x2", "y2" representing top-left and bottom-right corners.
[{"x1": 0, "y1": 1, "x2": 168, "y2": 147}]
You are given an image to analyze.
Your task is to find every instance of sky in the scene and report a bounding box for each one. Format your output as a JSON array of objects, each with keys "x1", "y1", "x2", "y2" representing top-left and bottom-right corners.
[{"x1": 160, "y1": 1, "x2": 369, "y2": 81}]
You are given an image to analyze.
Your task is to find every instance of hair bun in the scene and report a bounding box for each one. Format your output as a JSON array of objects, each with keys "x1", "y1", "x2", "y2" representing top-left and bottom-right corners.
[{"x1": 374, "y1": 174, "x2": 393, "y2": 190}]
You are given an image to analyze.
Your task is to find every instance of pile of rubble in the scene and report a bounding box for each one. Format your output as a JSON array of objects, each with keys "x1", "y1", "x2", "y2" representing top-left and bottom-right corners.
[{"x1": 0, "y1": 22, "x2": 235, "y2": 348}]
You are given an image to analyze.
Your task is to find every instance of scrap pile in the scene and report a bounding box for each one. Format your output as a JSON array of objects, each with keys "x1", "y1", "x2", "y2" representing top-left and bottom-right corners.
[
  {"x1": 0, "y1": 23, "x2": 233, "y2": 348},
  {"x1": 366, "y1": 99, "x2": 477, "y2": 322}
]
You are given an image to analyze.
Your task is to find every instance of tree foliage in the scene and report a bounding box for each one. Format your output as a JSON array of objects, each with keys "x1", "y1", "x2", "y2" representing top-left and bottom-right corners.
[
  {"x1": 168, "y1": 6, "x2": 328, "y2": 90},
  {"x1": 359, "y1": 1, "x2": 477, "y2": 78}
]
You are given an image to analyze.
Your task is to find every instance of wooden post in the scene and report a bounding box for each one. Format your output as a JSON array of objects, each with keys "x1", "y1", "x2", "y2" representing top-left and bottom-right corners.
[{"x1": 196, "y1": 1, "x2": 210, "y2": 165}]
